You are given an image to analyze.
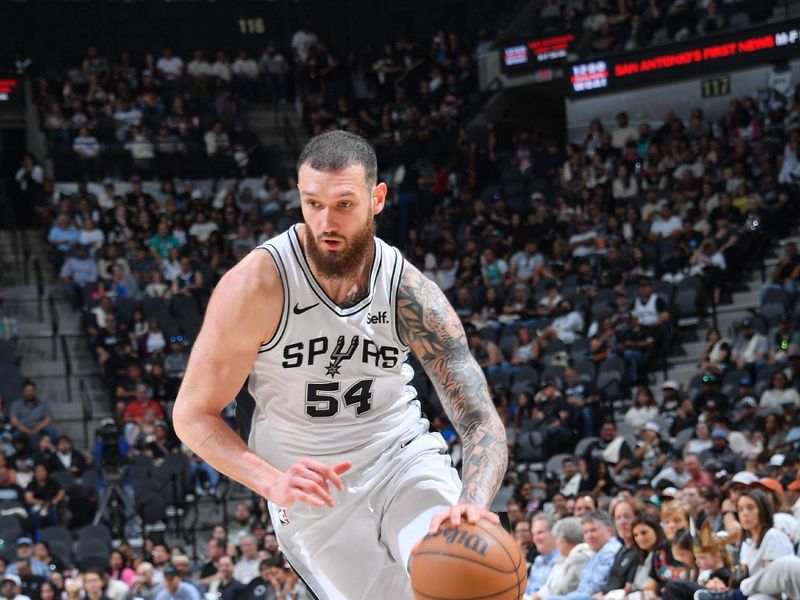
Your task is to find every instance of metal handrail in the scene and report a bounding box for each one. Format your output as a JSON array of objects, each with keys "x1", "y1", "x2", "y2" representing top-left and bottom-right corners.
[
  {"x1": 60, "y1": 335, "x2": 73, "y2": 404},
  {"x1": 282, "y1": 114, "x2": 300, "y2": 159},
  {"x1": 79, "y1": 378, "x2": 93, "y2": 448},
  {"x1": 34, "y1": 258, "x2": 44, "y2": 322},
  {"x1": 48, "y1": 294, "x2": 58, "y2": 359}
]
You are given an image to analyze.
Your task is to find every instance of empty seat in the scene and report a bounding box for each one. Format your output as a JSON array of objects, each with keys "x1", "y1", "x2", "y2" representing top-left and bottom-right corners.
[
  {"x1": 0, "y1": 341, "x2": 19, "y2": 366},
  {"x1": 78, "y1": 524, "x2": 112, "y2": 547}
]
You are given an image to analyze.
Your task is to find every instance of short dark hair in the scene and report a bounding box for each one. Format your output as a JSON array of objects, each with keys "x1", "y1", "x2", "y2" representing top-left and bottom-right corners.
[
  {"x1": 297, "y1": 131, "x2": 377, "y2": 188},
  {"x1": 260, "y1": 557, "x2": 283, "y2": 570}
]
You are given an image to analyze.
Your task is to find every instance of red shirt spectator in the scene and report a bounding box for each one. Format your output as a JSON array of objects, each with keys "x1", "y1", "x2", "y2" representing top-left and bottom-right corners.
[{"x1": 123, "y1": 385, "x2": 165, "y2": 424}]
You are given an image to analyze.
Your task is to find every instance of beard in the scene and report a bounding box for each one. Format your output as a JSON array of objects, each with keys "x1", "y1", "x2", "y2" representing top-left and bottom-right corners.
[{"x1": 304, "y1": 215, "x2": 375, "y2": 280}]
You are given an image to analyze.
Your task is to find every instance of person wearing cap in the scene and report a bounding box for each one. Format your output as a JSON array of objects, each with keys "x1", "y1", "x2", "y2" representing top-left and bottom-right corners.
[
  {"x1": 661, "y1": 380, "x2": 682, "y2": 410},
  {"x1": 4, "y1": 538, "x2": 49, "y2": 578},
  {"x1": 731, "y1": 317, "x2": 768, "y2": 372},
  {"x1": 760, "y1": 370, "x2": 800, "y2": 411},
  {"x1": 700, "y1": 427, "x2": 744, "y2": 475},
  {"x1": 692, "y1": 372, "x2": 731, "y2": 414},
  {"x1": 734, "y1": 374, "x2": 755, "y2": 402},
  {"x1": 787, "y1": 470, "x2": 800, "y2": 521},
  {"x1": 634, "y1": 421, "x2": 673, "y2": 478},
  {"x1": 733, "y1": 396, "x2": 761, "y2": 433},
  {"x1": 748, "y1": 478, "x2": 799, "y2": 543},
  {"x1": 2, "y1": 574, "x2": 31, "y2": 600},
  {"x1": 153, "y1": 565, "x2": 200, "y2": 600}
]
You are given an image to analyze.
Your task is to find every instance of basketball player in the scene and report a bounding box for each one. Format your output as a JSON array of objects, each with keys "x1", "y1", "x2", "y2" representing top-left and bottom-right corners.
[{"x1": 173, "y1": 131, "x2": 507, "y2": 599}]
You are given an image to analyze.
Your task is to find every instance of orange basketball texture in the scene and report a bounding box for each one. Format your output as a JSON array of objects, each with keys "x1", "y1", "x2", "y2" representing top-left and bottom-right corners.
[{"x1": 410, "y1": 519, "x2": 527, "y2": 600}]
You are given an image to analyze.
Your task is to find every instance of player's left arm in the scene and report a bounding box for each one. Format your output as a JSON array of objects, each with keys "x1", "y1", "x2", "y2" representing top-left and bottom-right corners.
[{"x1": 397, "y1": 261, "x2": 507, "y2": 531}]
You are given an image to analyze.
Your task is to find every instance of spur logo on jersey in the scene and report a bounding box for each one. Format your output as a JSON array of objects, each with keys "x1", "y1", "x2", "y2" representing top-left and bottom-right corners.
[
  {"x1": 281, "y1": 334, "x2": 400, "y2": 374},
  {"x1": 325, "y1": 335, "x2": 359, "y2": 377},
  {"x1": 366, "y1": 311, "x2": 388, "y2": 325},
  {"x1": 435, "y1": 526, "x2": 489, "y2": 557}
]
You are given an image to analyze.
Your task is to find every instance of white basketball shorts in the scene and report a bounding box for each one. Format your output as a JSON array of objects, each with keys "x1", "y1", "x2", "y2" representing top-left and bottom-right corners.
[{"x1": 267, "y1": 431, "x2": 462, "y2": 600}]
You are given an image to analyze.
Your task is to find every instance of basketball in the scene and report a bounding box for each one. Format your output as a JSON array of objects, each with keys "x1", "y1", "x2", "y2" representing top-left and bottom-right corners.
[{"x1": 410, "y1": 519, "x2": 527, "y2": 600}]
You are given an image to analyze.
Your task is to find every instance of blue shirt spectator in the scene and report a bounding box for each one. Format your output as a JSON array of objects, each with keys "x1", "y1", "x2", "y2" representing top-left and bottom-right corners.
[
  {"x1": 546, "y1": 511, "x2": 622, "y2": 600},
  {"x1": 48, "y1": 215, "x2": 80, "y2": 254},
  {"x1": 525, "y1": 547, "x2": 558, "y2": 596},
  {"x1": 59, "y1": 247, "x2": 99, "y2": 286}
]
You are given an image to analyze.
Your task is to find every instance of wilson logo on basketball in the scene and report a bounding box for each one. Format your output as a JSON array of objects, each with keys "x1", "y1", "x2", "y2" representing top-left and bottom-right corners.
[{"x1": 437, "y1": 527, "x2": 489, "y2": 556}]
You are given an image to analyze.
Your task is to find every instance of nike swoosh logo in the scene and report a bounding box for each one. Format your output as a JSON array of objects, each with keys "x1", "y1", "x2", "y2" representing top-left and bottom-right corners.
[{"x1": 293, "y1": 302, "x2": 319, "y2": 315}]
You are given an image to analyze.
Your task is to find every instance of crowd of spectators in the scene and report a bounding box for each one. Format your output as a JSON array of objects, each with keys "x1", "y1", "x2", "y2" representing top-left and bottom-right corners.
[
  {"x1": 36, "y1": 45, "x2": 269, "y2": 181},
  {"x1": 4, "y1": 9, "x2": 800, "y2": 600},
  {"x1": 536, "y1": 0, "x2": 776, "y2": 56}
]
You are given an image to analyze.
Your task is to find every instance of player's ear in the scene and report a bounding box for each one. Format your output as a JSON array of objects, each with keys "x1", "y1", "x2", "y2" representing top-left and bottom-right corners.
[{"x1": 372, "y1": 182, "x2": 387, "y2": 215}]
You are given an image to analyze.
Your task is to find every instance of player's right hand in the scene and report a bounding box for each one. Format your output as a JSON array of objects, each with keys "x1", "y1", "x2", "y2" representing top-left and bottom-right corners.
[{"x1": 265, "y1": 458, "x2": 352, "y2": 508}]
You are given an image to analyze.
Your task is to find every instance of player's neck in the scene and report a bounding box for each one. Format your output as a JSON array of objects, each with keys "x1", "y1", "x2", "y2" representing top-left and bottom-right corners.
[{"x1": 311, "y1": 241, "x2": 374, "y2": 308}]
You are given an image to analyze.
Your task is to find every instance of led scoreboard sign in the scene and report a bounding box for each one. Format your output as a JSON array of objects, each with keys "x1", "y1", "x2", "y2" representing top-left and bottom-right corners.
[
  {"x1": 0, "y1": 79, "x2": 18, "y2": 102},
  {"x1": 501, "y1": 33, "x2": 575, "y2": 74},
  {"x1": 569, "y1": 18, "x2": 800, "y2": 96}
]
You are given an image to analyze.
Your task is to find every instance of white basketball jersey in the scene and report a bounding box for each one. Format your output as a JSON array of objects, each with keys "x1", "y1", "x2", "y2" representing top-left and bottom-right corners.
[{"x1": 247, "y1": 225, "x2": 426, "y2": 473}]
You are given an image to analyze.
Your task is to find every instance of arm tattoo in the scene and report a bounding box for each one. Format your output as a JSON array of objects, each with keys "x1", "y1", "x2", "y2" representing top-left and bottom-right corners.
[{"x1": 397, "y1": 262, "x2": 507, "y2": 506}]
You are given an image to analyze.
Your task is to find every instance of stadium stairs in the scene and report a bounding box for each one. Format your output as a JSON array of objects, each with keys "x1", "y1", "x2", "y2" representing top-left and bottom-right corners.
[
  {"x1": 245, "y1": 101, "x2": 305, "y2": 176},
  {"x1": 0, "y1": 230, "x2": 110, "y2": 448},
  {"x1": 649, "y1": 238, "x2": 799, "y2": 403},
  {"x1": 0, "y1": 229, "x2": 259, "y2": 552}
]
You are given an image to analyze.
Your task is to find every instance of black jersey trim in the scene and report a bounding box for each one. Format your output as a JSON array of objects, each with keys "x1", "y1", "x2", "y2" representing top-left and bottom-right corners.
[
  {"x1": 393, "y1": 251, "x2": 409, "y2": 348},
  {"x1": 281, "y1": 553, "x2": 321, "y2": 600},
  {"x1": 288, "y1": 224, "x2": 381, "y2": 317},
  {"x1": 390, "y1": 248, "x2": 409, "y2": 350},
  {"x1": 257, "y1": 243, "x2": 290, "y2": 352}
]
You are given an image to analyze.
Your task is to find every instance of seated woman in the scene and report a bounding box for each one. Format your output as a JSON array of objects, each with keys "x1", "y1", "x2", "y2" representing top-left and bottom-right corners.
[
  {"x1": 510, "y1": 328, "x2": 542, "y2": 368},
  {"x1": 695, "y1": 488, "x2": 796, "y2": 600}
]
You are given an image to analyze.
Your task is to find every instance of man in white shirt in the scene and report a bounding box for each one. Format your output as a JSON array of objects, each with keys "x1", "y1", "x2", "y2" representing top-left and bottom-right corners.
[
  {"x1": 232, "y1": 536, "x2": 261, "y2": 584},
  {"x1": 113, "y1": 98, "x2": 143, "y2": 143},
  {"x1": 541, "y1": 299, "x2": 584, "y2": 344},
  {"x1": 232, "y1": 50, "x2": 259, "y2": 100},
  {"x1": 156, "y1": 47, "x2": 184, "y2": 80},
  {"x1": 73, "y1": 126, "x2": 101, "y2": 159},
  {"x1": 259, "y1": 43, "x2": 290, "y2": 102},
  {"x1": 291, "y1": 22, "x2": 318, "y2": 64},
  {"x1": 611, "y1": 112, "x2": 638, "y2": 149},
  {"x1": 188, "y1": 211, "x2": 219, "y2": 244},
  {"x1": 210, "y1": 51, "x2": 232, "y2": 83},
  {"x1": 568, "y1": 218, "x2": 598, "y2": 258},
  {"x1": 187, "y1": 49, "x2": 212, "y2": 79},
  {"x1": 510, "y1": 241, "x2": 544, "y2": 284},
  {"x1": 650, "y1": 203, "x2": 683, "y2": 238}
]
